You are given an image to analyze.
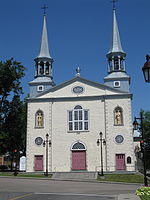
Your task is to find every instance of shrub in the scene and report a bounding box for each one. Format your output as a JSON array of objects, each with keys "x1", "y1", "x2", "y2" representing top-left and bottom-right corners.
[{"x1": 136, "y1": 187, "x2": 150, "y2": 196}]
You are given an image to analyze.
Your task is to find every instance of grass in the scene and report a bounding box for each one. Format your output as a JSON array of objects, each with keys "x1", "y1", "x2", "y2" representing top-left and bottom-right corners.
[
  {"x1": 97, "y1": 174, "x2": 150, "y2": 184},
  {"x1": 0, "y1": 172, "x2": 52, "y2": 178}
]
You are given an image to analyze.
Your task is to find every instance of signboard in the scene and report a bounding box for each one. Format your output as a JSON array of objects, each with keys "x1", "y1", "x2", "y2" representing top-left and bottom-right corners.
[{"x1": 19, "y1": 156, "x2": 26, "y2": 171}]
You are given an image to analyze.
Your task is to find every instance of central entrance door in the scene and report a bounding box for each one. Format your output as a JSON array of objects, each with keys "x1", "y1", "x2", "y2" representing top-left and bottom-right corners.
[
  {"x1": 72, "y1": 151, "x2": 86, "y2": 170},
  {"x1": 116, "y1": 154, "x2": 125, "y2": 170},
  {"x1": 71, "y1": 142, "x2": 86, "y2": 170}
]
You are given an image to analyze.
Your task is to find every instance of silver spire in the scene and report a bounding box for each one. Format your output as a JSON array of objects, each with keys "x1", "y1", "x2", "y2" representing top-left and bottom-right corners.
[
  {"x1": 108, "y1": 9, "x2": 125, "y2": 55},
  {"x1": 38, "y1": 15, "x2": 51, "y2": 58}
]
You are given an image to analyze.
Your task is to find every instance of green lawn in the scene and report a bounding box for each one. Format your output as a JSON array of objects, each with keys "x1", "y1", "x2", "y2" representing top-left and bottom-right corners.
[
  {"x1": 97, "y1": 174, "x2": 150, "y2": 184},
  {"x1": 0, "y1": 172, "x2": 52, "y2": 178}
]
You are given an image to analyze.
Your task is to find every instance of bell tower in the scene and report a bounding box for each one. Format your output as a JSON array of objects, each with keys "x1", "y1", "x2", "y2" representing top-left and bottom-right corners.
[
  {"x1": 104, "y1": 3, "x2": 130, "y2": 92},
  {"x1": 29, "y1": 7, "x2": 55, "y2": 98}
]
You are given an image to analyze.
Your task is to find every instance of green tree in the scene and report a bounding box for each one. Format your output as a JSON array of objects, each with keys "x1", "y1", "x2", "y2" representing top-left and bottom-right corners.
[
  {"x1": 2, "y1": 95, "x2": 27, "y2": 169},
  {"x1": 0, "y1": 58, "x2": 26, "y2": 157},
  {"x1": 0, "y1": 58, "x2": 25, "y2": 124},
  {"x1": 142, "y1": 110, "x2": 150, "y2": 170}
]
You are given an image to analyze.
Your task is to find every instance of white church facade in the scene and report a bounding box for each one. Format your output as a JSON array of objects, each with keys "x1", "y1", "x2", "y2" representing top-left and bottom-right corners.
[{"x1": 26, "y1": 8, "x2": 135, "y2": 173}]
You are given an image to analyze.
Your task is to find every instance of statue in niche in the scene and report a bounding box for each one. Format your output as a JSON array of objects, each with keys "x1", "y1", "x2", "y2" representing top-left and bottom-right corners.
[
  {"x1": 37, "y1": 112, "x2": 43, "y2": 127},
  {"x1": 115, "y1": 109, "x2": 122, "y2": 125}
]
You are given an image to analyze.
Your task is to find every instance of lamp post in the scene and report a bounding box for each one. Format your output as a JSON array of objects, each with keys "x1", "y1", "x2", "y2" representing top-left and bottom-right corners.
[
  {"x1": 97, "y1": 132, "x2": 106, "y2": 176},
  {"x1": 43, "y1": 133, "x2": 51, "y2": 176},
  {"x1": 142, "y1": 55, "x2": 150, "y2": 83},
  {"x1": 13, "y1": 149, "x2": 19, "y2": 176},
  {"x1": 133, "y1": 113, "x2": 148, "y2": 186}
]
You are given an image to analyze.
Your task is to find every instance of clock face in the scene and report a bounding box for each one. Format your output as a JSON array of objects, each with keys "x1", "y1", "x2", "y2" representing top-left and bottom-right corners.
[
  {"x1": 72, "y1": 86, "x2": 84, "y2": 94},
  {"x1": 35, "y1": 137, "x2": 43, "y2": 145},
  {"x1": 115, "y1": 135, "x2": 124, "y2": 144}
]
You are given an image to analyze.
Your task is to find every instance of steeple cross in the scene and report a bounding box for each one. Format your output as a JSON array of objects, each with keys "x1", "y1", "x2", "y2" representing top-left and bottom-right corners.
[
  {"x1": 111, "y1": 0, "x2": 118, "y2": 10},
  {"x1": 41, "y1": 4, "x2": 48, "y2": 15}
]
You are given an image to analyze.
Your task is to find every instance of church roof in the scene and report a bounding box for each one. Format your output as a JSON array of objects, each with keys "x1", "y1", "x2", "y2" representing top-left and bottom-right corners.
[
  {"x1": 29, "y1": 76, "x2": 54, "y2": 85},
  {"x1": 104, "y1": 71, "x2": 130, "y2": 80},
  {"x1": 107, "y1": 9, "x2": 125, "y2": 56},
  {"x1": 37, "y1": 15, "x2": 52, "y2": 59}
]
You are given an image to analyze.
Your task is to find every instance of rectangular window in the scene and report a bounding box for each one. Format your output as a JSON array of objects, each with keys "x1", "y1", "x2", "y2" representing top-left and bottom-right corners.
[{"x1": 68, "y1": 108, "x2": 89, "y2": 131}]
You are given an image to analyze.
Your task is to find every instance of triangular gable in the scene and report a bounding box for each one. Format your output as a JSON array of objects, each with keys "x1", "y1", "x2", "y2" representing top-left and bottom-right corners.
[{"x1": 31, "y1": 76, "x2": 130, "y2": 99}]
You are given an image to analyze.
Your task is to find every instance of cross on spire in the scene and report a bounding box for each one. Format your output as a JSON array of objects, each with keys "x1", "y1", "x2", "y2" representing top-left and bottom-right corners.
[
  {"x1": 41, "y1": 4, "x2": 48, "y2": 16},
  {"x1": 111, "y1": 0, "x2": 118, "y2": 10}
]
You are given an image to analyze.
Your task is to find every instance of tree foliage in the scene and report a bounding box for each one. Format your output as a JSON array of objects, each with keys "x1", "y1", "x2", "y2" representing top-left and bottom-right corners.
[
  {"x1": 142, "y1": 110, "x2": 150, "y2": 170},
  {"x1": 0, "y1": 58, "x2": 26, "y2": 156}
]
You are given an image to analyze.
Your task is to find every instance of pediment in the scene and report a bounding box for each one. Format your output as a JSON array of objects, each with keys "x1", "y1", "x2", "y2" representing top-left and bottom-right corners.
[{"x1": 35, "y1": 76, "x2": 128, "y2": 99}]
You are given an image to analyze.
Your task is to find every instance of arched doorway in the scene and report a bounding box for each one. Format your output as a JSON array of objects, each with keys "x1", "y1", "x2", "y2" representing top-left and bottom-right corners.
[{"x1": 71, "y1": 142, "x2": 86, "y2": 170}]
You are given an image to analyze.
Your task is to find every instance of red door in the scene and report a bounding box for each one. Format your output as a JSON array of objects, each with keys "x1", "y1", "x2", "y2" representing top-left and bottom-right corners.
[
  {"x1": 116, "y1": 154, "x2": 125, "y2": 170},
  {"x1": 72, "y1": 151, "x2": 86, "y2": 170},
  {"x1": 34, "y1": 155, "x2": 43, "y2": 171}
]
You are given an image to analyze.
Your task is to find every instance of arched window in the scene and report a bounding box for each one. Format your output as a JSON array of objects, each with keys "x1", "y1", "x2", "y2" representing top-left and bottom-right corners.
[
  {"x1": 114, "y1": 107, "x2": 123, "y2": 125},
  {"x1": 45, "y1": 62, "x2": 49, "y2": 75},
  {"x1": 72, "y1": 142, "x2": 86, "y2": 150},
  {"x1": 39, "y1": 61, "x2": 44, "y2": 74},
  {"x1": 35, "y1": 110, "x2": 44, "y2": 128},
  {"x1": 68, "y1": 105, "x2": 89, "y2": 131}
]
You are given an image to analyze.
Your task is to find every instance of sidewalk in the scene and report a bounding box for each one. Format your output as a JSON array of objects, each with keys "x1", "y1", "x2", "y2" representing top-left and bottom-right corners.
[{"x1": 118, "y1": 193, "x2": 140, "y2": 200}]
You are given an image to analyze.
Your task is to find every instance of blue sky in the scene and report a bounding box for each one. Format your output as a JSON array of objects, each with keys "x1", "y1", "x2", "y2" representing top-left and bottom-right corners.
[{"x1": 0, "y1": 0, "x2": 149, "y2": 118}]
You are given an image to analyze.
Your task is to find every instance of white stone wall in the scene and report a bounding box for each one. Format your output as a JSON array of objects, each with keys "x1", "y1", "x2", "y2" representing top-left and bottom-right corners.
[
  {"x1": 105, "y1": 98, "x2": 135, "y2": 171},
  {"x1": 51, "y1": 99, "x2": 106, "y2": 172},
  {"x1": 26, "y1": 101, "x2": 52, "y2": 172},
  {"x1": 26, "y1": 82, "x2": 135, "y2": 172}
]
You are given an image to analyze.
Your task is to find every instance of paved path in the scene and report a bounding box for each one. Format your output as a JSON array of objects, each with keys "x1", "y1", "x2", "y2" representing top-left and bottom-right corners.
[{"x1": 0, "y1": 177, "x2": 141, "y2": 200}]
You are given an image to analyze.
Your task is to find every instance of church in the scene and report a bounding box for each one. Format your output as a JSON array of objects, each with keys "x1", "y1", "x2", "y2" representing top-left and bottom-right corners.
[{"x1": 26, "y1": 6, "x2": 135, "y2": 173}]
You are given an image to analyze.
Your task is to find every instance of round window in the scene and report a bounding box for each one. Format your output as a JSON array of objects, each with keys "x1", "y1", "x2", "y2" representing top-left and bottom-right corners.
[
  {"x1": 115, "y1": 135, "x2": 124, "y2": 144},
  {"x1": 72, "y1": 86, "x2": 84, "y2": 94},
  {"x1": 35, "y1": 137, "x2": 43, "y2": 145}
]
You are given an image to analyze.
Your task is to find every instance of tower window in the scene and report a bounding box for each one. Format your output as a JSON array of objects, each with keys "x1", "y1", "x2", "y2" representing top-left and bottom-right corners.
[
  {"x1": 37, "y1": 85, "x2": 44, "y2": 92},
  {"x1": 45, "y1": 62, "x2": 50, "y2": 75},
  {"x1": 114, "y1": 81, "x2": 120, "y2": 88},
  {"x1": 114, "y1": 59, "x2": 119, "y2": 70},
  {"x1": 68, "y1": 105, "x2": 89, "y2": 131},
  {"x1": 39, "y1": 61, "x2": 44, "y2": 74}
]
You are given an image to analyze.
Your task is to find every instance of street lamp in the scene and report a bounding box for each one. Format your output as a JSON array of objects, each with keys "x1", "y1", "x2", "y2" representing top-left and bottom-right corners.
[
  {"x1": 43, "y1": 133, "x2": 51, "y2": 176},
  {"x1": 13, "y1": 149, "x2": 19, "y2": 176},
  {"x1": 97, "y1": 132, "x2": 106, "y2": 176},
  {"x1": 142, "y1": 55, "x2": 150, "y2": 83},
  {"x1": 133, "y1": 113, "x2": 148, "y2": 186}
]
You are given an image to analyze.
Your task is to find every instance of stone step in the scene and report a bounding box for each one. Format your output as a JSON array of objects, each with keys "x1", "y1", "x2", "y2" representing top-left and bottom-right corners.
[{"x1": 52, "y1": 172, "x2": 97, "y2": 180}]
